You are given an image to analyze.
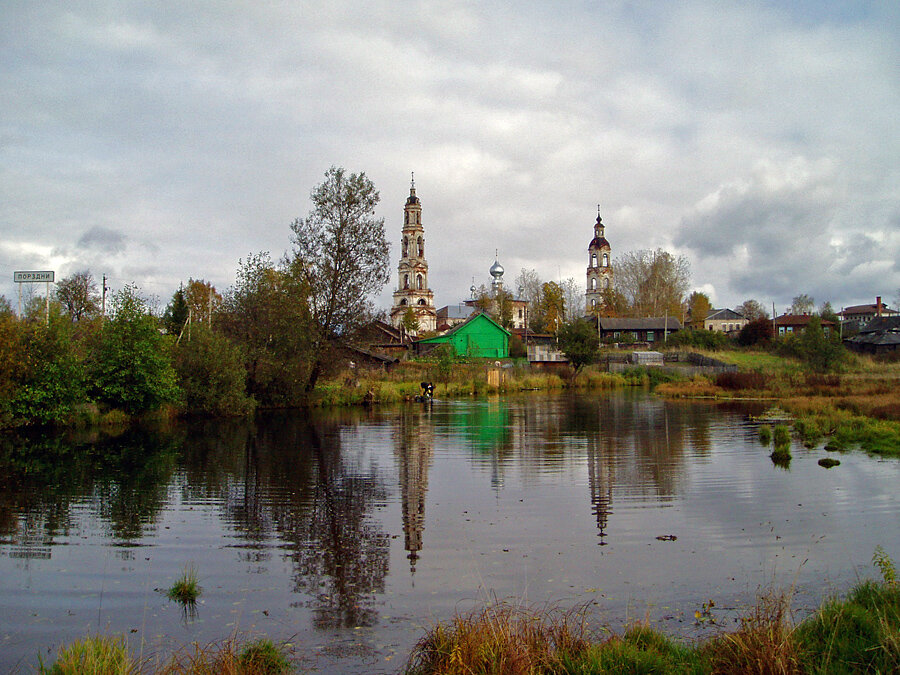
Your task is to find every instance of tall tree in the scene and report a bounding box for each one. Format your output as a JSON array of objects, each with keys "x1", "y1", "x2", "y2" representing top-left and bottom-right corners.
[
  {"x1": 288, "y1": 167, "x2": 390, "y2": 390},
  {"x1": 184, "y1": 278, "x2": 222, "y2": 324},
  {"x1": 559, "y1": 277, "x2": 582, "y2": 321},
  {"x1": 736, "y1": 299, "x2": 768, "y2": 321},
  {"x1": 685, "y1": 291, "x2": 712, "y2": 329},
  {"x1": 615, "y1": 248, "x2": 690, "y2": 317},
  {"x1": 558, "y1": 318, "x2": 599, "y2": 376},
  {"x1": 494, "y1": 287, "x2": 514, "y2": 329},
  {"x1": 55, "y1": 271, "x2": 100, "y2": 321},
  {"x1": 536, "y1": 281, "x2": 565, "y2": 333},
  {"x1": 790, "y1": 294, "x2": 815, "y2": 315},
  {"x1": 162, "y1": 286, "x2": 189, "y2": 336},
  {"x1": 218, "y1": 253, "x2": 313, "y2": 406},
  {"x1": 819, "y1": 301, "x2": 839, "y2": 323},
  {"x1": 597, "y1": 287, "x2": 629, "y2": 317}
]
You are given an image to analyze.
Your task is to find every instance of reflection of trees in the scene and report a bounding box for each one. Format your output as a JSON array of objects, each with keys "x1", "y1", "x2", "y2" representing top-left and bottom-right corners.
[
  {"x1": 185, "y1": 414, "x2": 392, "y2": 630},
  {"x1": 394, "y1": 408, "x2": 434, "y2": 573},
  {"x1": 0, "y1": 427, "x2": 179, "y2": 560}
]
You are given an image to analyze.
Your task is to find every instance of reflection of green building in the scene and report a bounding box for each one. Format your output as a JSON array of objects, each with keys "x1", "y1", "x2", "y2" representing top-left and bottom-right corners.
[{"x1": 416, "y1": 312, "x2": 510, "y2": 358}]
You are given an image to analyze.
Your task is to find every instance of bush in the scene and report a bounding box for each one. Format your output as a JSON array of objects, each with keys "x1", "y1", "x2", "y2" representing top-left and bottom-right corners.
[
  {"x1": 667, "y1": 328, "x2": 732, "y2": 351},
  {"x1": 715, "y1": 371, "x2": 767, "y2": 390},
  {"x1": 738, "y1": 317, "x2": 774, "y2": 346},
  {"x1": 174, "y1": 326, "x2": 254, "y2": 416}
]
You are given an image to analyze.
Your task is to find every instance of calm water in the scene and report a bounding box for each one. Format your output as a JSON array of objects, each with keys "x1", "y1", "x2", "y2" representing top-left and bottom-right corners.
[{"x1": 1, "y1": 391, "x2": 898, "y2": 673}]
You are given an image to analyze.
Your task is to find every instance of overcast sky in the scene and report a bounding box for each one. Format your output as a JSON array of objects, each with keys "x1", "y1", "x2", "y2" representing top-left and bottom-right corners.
[{"x1": 2, "y1": 1, "x2": 898, "y2": 316}]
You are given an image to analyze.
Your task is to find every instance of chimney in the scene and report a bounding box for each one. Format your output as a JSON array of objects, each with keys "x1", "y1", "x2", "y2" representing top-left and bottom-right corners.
[{"x1": 877, "y1": 296, "x2": 882, "y2": 317}]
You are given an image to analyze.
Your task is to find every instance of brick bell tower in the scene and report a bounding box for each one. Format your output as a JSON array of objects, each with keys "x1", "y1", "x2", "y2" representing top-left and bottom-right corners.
[
  {"x1": 390, "y1": 174, "x2": 437, "y2": 333},
  {"x1": 585, "y1": 205, "x2": 613, "y2": 314}
]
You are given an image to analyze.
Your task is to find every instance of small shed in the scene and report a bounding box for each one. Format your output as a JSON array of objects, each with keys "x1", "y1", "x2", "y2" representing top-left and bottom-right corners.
[{"x1": 415, "y1": 311, "x2": 510, "y2": 358}]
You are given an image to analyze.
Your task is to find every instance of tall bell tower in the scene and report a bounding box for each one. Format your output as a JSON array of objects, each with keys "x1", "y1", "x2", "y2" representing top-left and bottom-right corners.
[
  {"x1": 391, "y1": 174, "x2": 437, "y2": 333},
  {"x1": 586, "y1": 205, "x2": 613, "y2": 314}
]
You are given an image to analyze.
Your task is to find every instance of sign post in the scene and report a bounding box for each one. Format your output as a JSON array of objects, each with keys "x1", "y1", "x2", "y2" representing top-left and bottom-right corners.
[{"x1": 13, "y1": 271, "x2": 55, "y2": 324}]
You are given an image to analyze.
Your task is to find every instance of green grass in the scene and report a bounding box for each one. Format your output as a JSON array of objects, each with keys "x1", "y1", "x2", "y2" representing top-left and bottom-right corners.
[
  {"x1": 41, "y1": 635, "x2": 136, "y2": 674},
  {"x1": 758, "y1": 424, "x2": 772, "y2": 445},
  {"x1": 167, "y1": 563, "x2": 201, "y2": 604},
  {"x1": 404, "y1": 573, "x2": 900, "y2": 675}
]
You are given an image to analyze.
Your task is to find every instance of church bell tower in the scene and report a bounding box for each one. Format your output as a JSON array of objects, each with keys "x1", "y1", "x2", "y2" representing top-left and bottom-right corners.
[
  {"x1": 586, "y1": 206, "x2": 613, "y2": 313},
  {"x1": 391, "y1": 174, "x2": 437, "y2": 333}
]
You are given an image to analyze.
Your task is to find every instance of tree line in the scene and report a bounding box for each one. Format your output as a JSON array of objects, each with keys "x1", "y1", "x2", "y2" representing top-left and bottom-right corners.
[{"x1": 0, "y1": 167, "x2": 389, "y2": 427}]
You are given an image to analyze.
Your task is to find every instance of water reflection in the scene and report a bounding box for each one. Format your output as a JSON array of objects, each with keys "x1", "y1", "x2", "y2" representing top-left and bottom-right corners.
[{"x1": 5, "y1": 392, "x2": 892, "y2": 675}]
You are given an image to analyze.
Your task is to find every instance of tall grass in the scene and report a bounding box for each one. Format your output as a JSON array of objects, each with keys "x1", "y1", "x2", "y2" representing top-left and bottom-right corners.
[
  {"x1": 167, "y1": 563, "x2": 201, "y2": 604},
  {"x1": 41, "y1": 635, "x2": 137, "y2": 674},
  {"x1": 404, "y1": 573, "x2": 900, "y2": 675}
]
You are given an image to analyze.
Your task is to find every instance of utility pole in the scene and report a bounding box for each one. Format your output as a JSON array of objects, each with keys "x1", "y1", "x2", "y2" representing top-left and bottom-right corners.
[
  {"x1": 207, "y1": 285, "x2": 212, "y2": 325},
  {"x1": 101, "y1": 274, "x2": 108, "y2": 317}
]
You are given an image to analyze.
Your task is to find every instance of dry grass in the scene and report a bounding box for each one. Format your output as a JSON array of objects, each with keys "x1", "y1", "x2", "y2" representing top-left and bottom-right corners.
[
  {"x1": 404, "y1": 602, "x2": 593, "y2": 675},
  {"x1": 700, "y1": 589, "x2": 801, "y2": 675},
  {"x1": 156, "y1": 638, "x2": 291, "y2": 675}
]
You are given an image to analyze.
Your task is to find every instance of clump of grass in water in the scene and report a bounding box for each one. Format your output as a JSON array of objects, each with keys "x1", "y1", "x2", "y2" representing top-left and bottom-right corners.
[
  {"x1": 41, "y1": 634, "x2": 136, "y2": 674},
  {"x1": 167, "y1": 562, "x2": 201, "y2": 604},
  {"x1": 758, "y1": 424, "x2": 772, "y2": 445},
  {"x1": 773, "y1": 424, "x2": 791, "y2": 446},
  {"x1": 818, "y1": 457, "x2": 840, "y2": 468},
  {"x1": 160, "y1": 637, "x2": 291, "y2": 674}
]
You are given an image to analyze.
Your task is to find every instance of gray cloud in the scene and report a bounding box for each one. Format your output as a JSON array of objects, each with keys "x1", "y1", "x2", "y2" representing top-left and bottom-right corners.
[{"x1": 1, "y1": 1, "x2": 898, "y2": 310}]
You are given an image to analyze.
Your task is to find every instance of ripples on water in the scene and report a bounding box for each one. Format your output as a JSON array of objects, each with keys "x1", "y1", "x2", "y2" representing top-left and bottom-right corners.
[{"x1": 0, "y1": 391, "x2": 898, "y2": 673}]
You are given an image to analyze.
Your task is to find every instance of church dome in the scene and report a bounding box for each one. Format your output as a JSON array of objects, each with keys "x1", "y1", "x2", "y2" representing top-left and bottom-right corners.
[
  {"x1": 490, "y1": 259, "x2": 504, "y2": 279},
  {"x1": 589, "y1": 236, "x2": 611, "y2": 250}
]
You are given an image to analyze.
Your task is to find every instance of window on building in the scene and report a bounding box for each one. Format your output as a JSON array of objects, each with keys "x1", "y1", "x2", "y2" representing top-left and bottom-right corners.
[
  {"x1": 647, "y1": 331, "x2": 654, "y2": 341},
  {"x1": 400, "y1": 299, "x2": 407, "y2": 306},
  {"x1": 603, "y1": 277, "x2": 609, "y2": 289},
  {"x1": 404, "y1": 274, "x2": 409, "y2": 289},
  {"x1": 418, "y1": 299, "x2": 426, "y2": 305},
  {"x1": 417, "y1": 274, "x2": 423, "y2": 290},
  {"x1": 402, "y1": 237, "x2": 408, "y2": 257},
  {"x1": 591, "y1": 278, "x2": 597, "y2": 290},
  {"x1": 602, "y1": 253, "x2": 609, "y2": 267},
  {"x1": 591, "y1": 299, "x2": 596, "y2": 308},
  {"x1": 417, "y1": 236, "x2": 424, "y2": 257}
]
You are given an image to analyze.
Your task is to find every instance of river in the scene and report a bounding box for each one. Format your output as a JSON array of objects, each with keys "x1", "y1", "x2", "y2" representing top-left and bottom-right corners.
[{"x1": 1, "y1": 391, "x2": 897, "y2": 673}]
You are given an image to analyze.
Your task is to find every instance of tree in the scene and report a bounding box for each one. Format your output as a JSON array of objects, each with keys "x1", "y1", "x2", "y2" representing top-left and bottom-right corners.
[
  {"x1": 558, "y1": 318, "x2": 598, "y2": 376},
  {"x1": 796, "y1": 316, "x2": 844, "y2": 373},
  {"x1": 494, "y1": 288, "x2": 514, "y2": 329},
  {"x1": 401, "y1": 307, "x2": 420, "y2": 334},
  {"x1": 597, "y1": 287, "x2": 629, "y2": 317},
  {"x1": 685, "y1": 291, "x2": 712, "y2": 329},
  {"x1": 736, "y1": 299, "x2": 768, "y2": 321},
  {"x1": 790, "y1": 294, "x2": 815, "y2": 315},
  {"x1": 173, "y1": 324, "x2": 254, "y2": 416},
  {"x1": 616, "y1": 248, "x2": 690, "y2": 317},
  {"x1": 559, "y1": 277, "x2": 582, "y2": 321},
  {"x1": 218, "y1": 253, "x2": 314, "y2": 406},
  {"x1": 514, "y1": 268, "x2": 544, "y2": 330},
  {"x1": 184, "y1": 278, "x2": 222, "y2": 325},
  {"x1": 55, "y1": 271, "x2": 100, "y2": 321},
  {"x1": 90, "y1": 285, "x2": 179, "y2": 414},
  {"x1": 289, "y1": 167, "x2": 391, "y2": 390},
  {"x1": 536, "y1": 281, "x2": 565, "y2": 333},
  {"x1": 819, "y1": 301, "x2": 839, "y2": 324},
  {"x1": 162, "y1": 286, "x2": 189, "y2": 337},
  {"x1": 738, "y1": 317, "x2": 774, "y2": 346}
]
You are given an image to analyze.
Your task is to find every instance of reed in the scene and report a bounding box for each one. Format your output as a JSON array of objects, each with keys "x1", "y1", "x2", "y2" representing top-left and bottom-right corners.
[
  {"x1": 157, "y1": 638, "x2": 291, "y2": 674},
  {"x1": 167, "y1": 563, "x2": 201, "y2": 604}
]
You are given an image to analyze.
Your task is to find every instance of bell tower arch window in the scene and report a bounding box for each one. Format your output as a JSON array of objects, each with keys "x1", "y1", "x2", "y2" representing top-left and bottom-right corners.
[
  {"x1": 591, "y1": 278, "x2": 597, "y2": 290},
  {"x1": 591, "y1": 253, "x2": 597, "y2": 267},
  {"x1": 417, "y1": 236, "x2": 424, "y2": 257},
  {"x1": 404, "y1": 274, "x2": 409, "y2": 289},
  {"x1": 416, "y1": 274, "x2": 423, "y2": 290},
  {"x1": 602, "y1": 253, "x2": 609, "y2": 267}
]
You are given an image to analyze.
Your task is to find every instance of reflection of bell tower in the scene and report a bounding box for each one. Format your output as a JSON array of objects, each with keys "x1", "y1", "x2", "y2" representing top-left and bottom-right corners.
[
  {"x1": 586, "y1": 205, "x2": 613, "y2": 314},
  {"x1": 390, "y1": 174, "x2": 437, "y2": 333},
  {"x1": 394, "y1": 409, "x2": 434, "y2": 573},
  {"x1": 587, "y1": 437, "x2": 614, "y2": 545}
]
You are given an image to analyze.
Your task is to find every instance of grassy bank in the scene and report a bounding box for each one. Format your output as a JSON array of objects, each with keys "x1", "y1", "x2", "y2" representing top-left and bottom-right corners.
[
  {"x1": 311, "y1": 361, "x2": 628, "y2": 407},
  {"x1": 656, "y1": 350, "x2": 900, "y2": 456},
  {"x1": 405, "y1": 571, "x2": 900, "y2": 675},
  {"x1": 45, "y1": 570, "x2": 898, "y2": 674}
]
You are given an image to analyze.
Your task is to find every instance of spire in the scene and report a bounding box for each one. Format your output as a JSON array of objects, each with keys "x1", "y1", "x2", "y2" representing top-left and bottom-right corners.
[{"x1": 410, "y1": 171, "x2": 416, "y2": 196}]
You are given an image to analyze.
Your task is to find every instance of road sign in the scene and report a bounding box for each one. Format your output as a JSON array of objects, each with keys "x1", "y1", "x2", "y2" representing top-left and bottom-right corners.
[{"x1": 14, "y1": 271, "x2": 55, "y2": 283}]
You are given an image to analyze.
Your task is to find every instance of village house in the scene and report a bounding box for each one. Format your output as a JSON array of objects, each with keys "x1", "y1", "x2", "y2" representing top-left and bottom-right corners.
[
  {"x1": 704, "y1": 308, "x2": 748, "y2": 333},
  {"x1": 838, "y1": 297, "x2": 898, "y2": 327},
  {"x1": 414, "y1": 311, "x2": 511, "y2": 359},
  {"x1": 594, "y1": 316, "x2": 683, "y2": 344},
  {"x1": 773, "y1": 314, "x2": 836, "y2": 336},
  {"x1": 843, "y1": 315, "x2": 900, "y2": 355}
]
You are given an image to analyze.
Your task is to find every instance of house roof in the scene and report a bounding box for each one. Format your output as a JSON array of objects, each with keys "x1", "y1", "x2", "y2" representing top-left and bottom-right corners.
[
  {"x1": 436, "y1": 304, "x2": 475, "y2": 320},
  {"x1": 840, "y1": 303, "x2": 896, "y2": 316},
  {"x1": 706, "y1": 308, "x2": 745, "y2": 321},
  {"x1": 598, "y1": 317, "x2": 683, "y2": 331},
  {"x1": 845, "y1": 330, "x2": 900, "y2": 347},
  {"x1": 859, "y1": 316, "x2": 900, "y2": 334},
  {"x1": 774, "y1": 314, "x2": 836, "y2": 326}
]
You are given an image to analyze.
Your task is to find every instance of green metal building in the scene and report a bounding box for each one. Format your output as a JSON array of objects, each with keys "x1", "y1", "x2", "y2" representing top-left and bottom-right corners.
[{"x1": 415, "y1": 312, "x2": 510, "y2": 358}]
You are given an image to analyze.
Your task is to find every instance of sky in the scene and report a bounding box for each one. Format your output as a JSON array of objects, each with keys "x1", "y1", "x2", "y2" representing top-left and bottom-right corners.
[{"x1": 2, "y1": 1, "x2": 898, "y2": 316}]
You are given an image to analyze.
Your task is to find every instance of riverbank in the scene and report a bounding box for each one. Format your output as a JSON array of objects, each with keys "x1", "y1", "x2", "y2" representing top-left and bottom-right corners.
[
  {"x1": 40, "y1": 568, "x2": 900, "y2": 674},
  {"x1": 654, "y1": 349, "x2": 900, "y2": 456}
]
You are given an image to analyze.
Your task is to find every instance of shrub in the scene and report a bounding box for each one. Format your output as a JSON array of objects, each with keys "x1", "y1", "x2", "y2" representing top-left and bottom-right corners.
[
  {"x1": 738, "y1": 318, "x2": 774, "y2": 347},
  {"x1": 174, "y1": 325, "x2": 254, "y2": 416},
  {"x1": 716, "y1": 371, "x2": 767, "y2": 390}
]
